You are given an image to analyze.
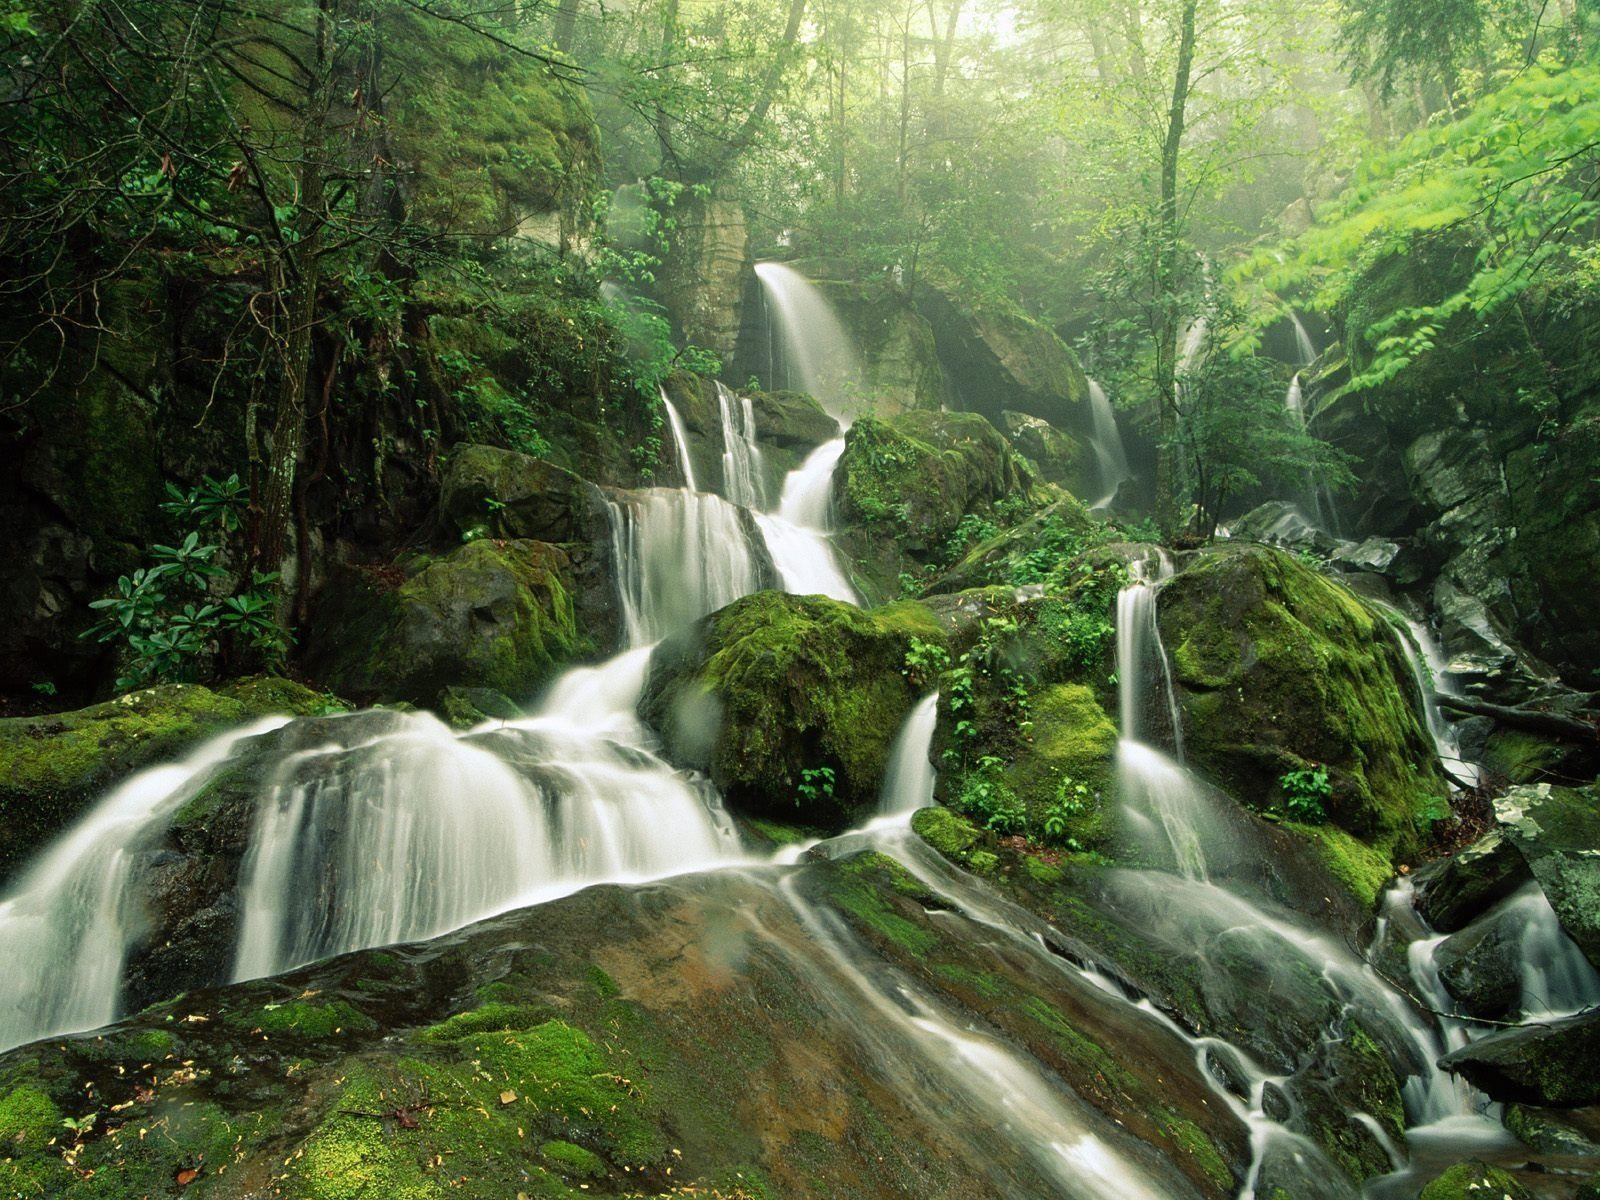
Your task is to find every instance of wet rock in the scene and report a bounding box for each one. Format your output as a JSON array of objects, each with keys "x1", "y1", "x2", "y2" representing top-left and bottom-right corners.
[
  {"x1": 0, "y1": 679, "x2": 332, "y2": 886},
  {"x1": 1230, "y1": 501, "x2": 1345, "y2": 557},
  {"x1": 304, "y1": 539, "x2": 592, "y2": 707},
  {"x1": 653, "y1": 192, "x2": 750, "y2": 362},
  {"x1": 1157, "y1": 544, "x2": 1446, "y2": 859},
  {"x1": 1433, "y1": 906, "x2": 1525, "y2": 1020},
  {"x1": 1494, "y1": 784, "x2": 1600, "y2": 969},
  {"x1": 643, "y1": 592, "x2": 945, "y2": 826},
  {"x1": 438, "y1": 685, "x2": 523, "y2": 729},
  {"x1": 1003, "y1": 411, "x2": 1091, "y2": 496},
  {"x1": 1440, "y1": 1010, "x2": 1600, "y2": 1106},
  {"x1": 1503, "y1": 1103, "x2": 1600, "y2": 1155},
  {"x1": 1414, "y1": 831, "x2": 1534, "y2": 932}
]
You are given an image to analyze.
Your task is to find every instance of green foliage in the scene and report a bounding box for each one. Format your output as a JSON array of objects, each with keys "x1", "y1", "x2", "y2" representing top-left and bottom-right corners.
[
  {"x1": 798, "y1": 766, "x2": 837, "y2": 807},
  {"x1": 1279, "y1": 765, "x2": 1333, "y2": 824},
  {"x1": 83, "y1": 475, "x2": 287, "y2": 689},
  {"x1": 958, "y1": 756, "x2": 1027, "y2": 835},
  {"x1": 1252, "y1": 65, "x2": 1600, "y2": 404},
  {"x1": 1042, "y1": 773, "x2": 1095, "y2": 850},
  {"x1": 902, "y1": 637, "x2": 952, "y2": 689}
]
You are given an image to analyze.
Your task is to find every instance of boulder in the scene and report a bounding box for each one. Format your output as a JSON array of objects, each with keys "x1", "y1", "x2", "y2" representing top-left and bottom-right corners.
[
  {"x1": 1433, "y1": 907, "x2": 1525, "y2": 1020},
  {"x1": 1415, "y1": 831, "x2": 1533, "y2": 932},
  {"x1": 1494, "y1": 784, "x2": 1600, "y2": 969},
  {"x1": 914, "y1": 281, "x2": 1090, "y2": 429},
  {"x1": 0, "y1": 678, "x2": 332, "y2": 886},
  {"x1": 1003, "y1": 411, "x2": 1092, "y2": 497},
  {"x1": 1417, "y1": 1161, "x2": 1532, "y2": 1200},
  {"x1": 438, "y1": 443, "x2": 609, "y2": 546},
  {"x1": 834, "y1": 410, "x2": 1031, "y2": 592},
  {"x1": 305, "y1": 539, "x2": 590, "y2": 707},
  {"x1": 1440, "y1": 1010, "x2": 1600, "y2": 1107},
  {"x1": 1157, "y1": 545, "x2": 1447, "y2": 857},
  {"x1": 643, "y1": 593, "x2": 945, "y2": 826}
]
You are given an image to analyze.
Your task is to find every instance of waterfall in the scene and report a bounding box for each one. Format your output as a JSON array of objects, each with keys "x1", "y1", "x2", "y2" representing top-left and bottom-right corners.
[
  {"x1": 1378, "y1": 607, "x2": 1482, "y2": 790},
  {"x1": 1086, "y1": 380, "x2": 1131, "y2": 511},
  {"x1": 715, "y1": 380, "x2": 766, "y2": 509},
  {"x1": 608, "y1": 488, "x2": 767, "y2": 645},
  {"x1": 1286, "y1": 373, "x2": 1306, "y2": 425},
  {"x1": 752, "y1": 438, "x2": 856, "y2": 602},
  {"x1": 660, "y1": 386, "x2": 699, "y2": 491},
  {"x1": 233, "y1": 658, "x2": 746, "y2": 982},
  {"x1": 754, "y1": 262, "x2": 864, "y2": 420},
  {"x1": 878, "y1": 693, "x2": 940, "y2": 818},
  {"x1": 0, "y1": 718, "x2": 290, "y2": 1053},
  {"x1": 1290, "y1": 313, "x2": 1317, "y2": 367}
]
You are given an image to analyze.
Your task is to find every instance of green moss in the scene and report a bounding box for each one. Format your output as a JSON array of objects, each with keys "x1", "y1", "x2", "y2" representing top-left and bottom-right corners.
[
  {"x1": 1290, "y1": 822, "x2": 1397, "y2": 908},
  {"x1": 232, "y1": 999, "x2": 379, "y2": 1038},
  {"x1": 586, "y1": 965, "x2": 621, "y2": 998},
  {"x1": 417, "y1": 1002, "x2": 551, "y2": 1041},
  {"x1": 1159, "y1": 1114, "x2": 1233, "y2": 1190},
  {"x1": 0, "y1": 1085, "x2": 60, "y2": 1154},
  {"x1": 912, "y1": 806, "x2": 982, "y2": 857},
  {"x1": 1024, "y1": 856, "x2": 1065, "y2": 885},
  {"x1": 967, "y1": 849, "x2": 1000, "y2": 875},
  {"x1": 538, "y1": 1139, "x2": 606, "y2": 1179},
  {"x1": 1418, "y1": 1161, "x2": 1531, "y2": 1200},
  {"x1": 1006, "y1": 683, "x2": 1118, "y2": 846},
  {"x1": 829, "y1": 854, "x2": 941, "y2": 957},
  {"x1": 1159, "y1": 545, "x2": 1447, "y2": 864},
  {"x1": 645, "y1": 592, "x2": 945, "y2": 824}
]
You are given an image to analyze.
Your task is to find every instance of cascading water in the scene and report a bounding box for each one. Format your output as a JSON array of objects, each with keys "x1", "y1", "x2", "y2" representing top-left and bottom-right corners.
[
  {"x1": 660, "y1": 386, "x2": 699, "y2": 491},
  {"x1": 1086, "y1": 380, "x2": 1132, "y2": 511},
  {"x1": 1290, "y1": 313, "x2": 1318, "y2": 367},
  {"x1": 1376, "y1": 606, "x2": 1481, "y2": 790},
  {"x1": 715, "y1": 380, "x2": 766, "y2": 508},
  {"x1": 752, "y1": 437, "x2": 856, "y2": 602},
  {"x1": 754, "y1": 261, "x2": 864, "y2": 420},
  {"x1": 0, "y1": 718, "x2": 290, "y2": 1052},
  {"x1": 608, "y1": 488, "x2": 767, "y2": 644}
]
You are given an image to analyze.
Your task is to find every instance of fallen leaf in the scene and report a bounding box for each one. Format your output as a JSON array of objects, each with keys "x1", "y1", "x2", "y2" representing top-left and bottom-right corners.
[
  {"x1": 175, "y1": 1167, "x2": 200, "y2": 1186},
  {"x1": 498, "y1": 1091, "x2": 517, "y2": 1106}
]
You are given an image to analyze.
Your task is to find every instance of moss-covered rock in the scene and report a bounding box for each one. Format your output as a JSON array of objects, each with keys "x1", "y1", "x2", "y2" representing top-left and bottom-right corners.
[
  {"x1": 1441, "y1": 1009, "x2": 1600, "y2": 1107},
  {"x1": 0, "y1": 678, "x2": 332, "y2": 884},
  {"x1": 437, "y1": 443, "x2": 608, "y2": 545},
  {"x1": 643, "y1": 592, "x2": 944, "y2": 825},
  {"x1": 834, "y1": 409, "x2": 1032, "y2": 597},
  {"x1": 1417, "y1": 1160, "x2": 1532, "y2": 1200},
  {"x1": 1493, "y1": 783, "x2": 1600, "y2": 969},
  {"x1": 1001, "y1": 683, "x2": 1119, "y2": 848},
  {"x1": 306, "y1": 539, "x2": 588, "y2": 707},
  {"x1": 1416, "y1": 831, "x2": 1535, "y2": 932},
  {"x1": 1157, "y1": 545, "x2": 1446, "y2": 864},
  {"x1": 914, "y1": 280, "x2": 1091, "y2": 429}
]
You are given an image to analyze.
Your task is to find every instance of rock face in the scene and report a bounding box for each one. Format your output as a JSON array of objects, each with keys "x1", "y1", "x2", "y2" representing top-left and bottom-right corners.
[
  {"x1": 0, "y1": 679, "x2": 331, "y2": 886},
  {"x1": 1157, "y1": 545, "x2": 1446, "y2": 858},
  {"x1": 305, "y1": 539, "x2": 591, "y2": 708},
  {"x1": 653, "y1": 192, "x2": 750, "y2": 361},
  {"x1": 438, "y1": 443, "x2": 611, "y2": 546},
  {"x1": 1441, "y1": 1010, "x2": 1600, "y2": 1107},
  {"x1": 1415, "y1": 831, "x2": 1533, "y2": 932},
  {"x1": 1003, "y1": 411, "x2": 1092, "y2": 497},
  {"x1": 1328, "y1": 237, "x2": 1600, "y2": 681},
  {"x1": 915, "y1": 281, "x2": 1090, "y2": 428},
  {"x1": 643, "y1": 593, "x2": 945, "y2": 826}
]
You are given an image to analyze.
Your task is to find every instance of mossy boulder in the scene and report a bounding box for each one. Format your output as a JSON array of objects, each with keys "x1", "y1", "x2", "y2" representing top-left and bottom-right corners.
[
  {"x1": 305, "y1": 539, "x2": 588, "y2": 707},
  {"x1": 1433, "y1": 908, "x2": 1526, "y2": 1020},
  {"x1": 1002, "y1": 683, "x2": 1119, "y2": 849},
  {"x1": 1440, "y1": 1010, "x2": 1600, "y2": 1107},
  {"x1": 1417, "y1": 1161, "x2": 1532, "y2": 1200},
  {"x1": 834, "y1": 409, "x2": 1032, "y2": 597},
  {"x1": 438, "y1": 443, "x2": 608, "y2": 545},
  {"x1": 914, "y1": 280, "x2": 1091, "y2": 429},
  {"x1": 0, "y1": 678, "x2": 332, "y2": 884},
  {"x1": 643, "y1": 592, "x2": 944, "y2": 825},
  {"x1": 1493, "y1": 783, "x2": 1600, "y2": 968},
  {"x1": 1157, "y1": 545, "x2": 1446, "y2": 862},
  {"x1": 1004, "y1": 411, "x2": 1092, "y2": 498}
]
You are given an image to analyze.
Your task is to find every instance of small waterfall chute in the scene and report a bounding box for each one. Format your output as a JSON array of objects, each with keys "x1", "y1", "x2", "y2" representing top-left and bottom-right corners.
[
  {"x1": 1086, "y1": 380, "x2": 1132, "y2": 511},
  {"x1": 715, "y1": 380, "x2": 767, "y2": 509},
  {"x1": 753, "y1": 438, "x2": 856, "y2": 602},
  {"x1": 660, "y1": 386, "x2": 699, "y2": 492},
  {"x1": 754, "y1": 262, "x2": 865, "y2": 421}
]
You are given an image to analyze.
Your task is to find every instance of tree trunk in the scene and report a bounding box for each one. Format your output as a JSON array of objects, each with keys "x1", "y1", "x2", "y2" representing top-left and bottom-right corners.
[{"x1": 1153, "y1": 0, "x2": 1197, "y2": 530}]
